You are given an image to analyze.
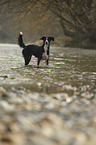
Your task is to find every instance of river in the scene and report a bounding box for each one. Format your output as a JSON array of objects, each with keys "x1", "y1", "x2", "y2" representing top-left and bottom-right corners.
[{"x1": 0, "y1": 44, "x2": 96, "y2": 93}]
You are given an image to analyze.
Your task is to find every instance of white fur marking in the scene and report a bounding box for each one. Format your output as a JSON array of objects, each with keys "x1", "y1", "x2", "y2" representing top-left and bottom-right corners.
[
  {"x1": 45, "y1": 37, "x2": 49, "y2": 45},
  {"x1": 20, "y1": 32, "x2": 23, "y2": 35},
  {"x1": 42, "y1": 44, "x2": 48, "y2": 60}
]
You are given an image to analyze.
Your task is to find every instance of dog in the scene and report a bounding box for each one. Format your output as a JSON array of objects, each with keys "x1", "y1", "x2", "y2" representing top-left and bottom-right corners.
[{"x1": 18, "y1": 32, "x2": 54, "y2": 66}]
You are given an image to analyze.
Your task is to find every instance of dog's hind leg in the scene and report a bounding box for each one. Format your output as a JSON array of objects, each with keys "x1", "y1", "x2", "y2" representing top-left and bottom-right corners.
[
  {"x1": 24, "y1": 55, "x2": 32, "y2": 65},
  {"x1": 22, "y1": 49, "x2": 32, "y2": 65}
]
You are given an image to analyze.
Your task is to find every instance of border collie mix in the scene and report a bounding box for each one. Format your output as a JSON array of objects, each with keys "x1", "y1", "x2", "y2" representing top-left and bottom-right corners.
[{"x1": 18, "y1": 32, "x2": 54, "y2": 66}]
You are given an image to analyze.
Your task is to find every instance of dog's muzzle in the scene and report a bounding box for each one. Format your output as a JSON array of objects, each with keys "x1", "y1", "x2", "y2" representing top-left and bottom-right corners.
[{"x1": 45, "y1": 39, "x2": 49, "y2": 45}]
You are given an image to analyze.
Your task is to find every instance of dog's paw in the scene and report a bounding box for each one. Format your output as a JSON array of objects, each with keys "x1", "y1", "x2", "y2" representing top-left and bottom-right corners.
[{"x1": 37, "y1": 65, "x2": 39, "y2": 68}]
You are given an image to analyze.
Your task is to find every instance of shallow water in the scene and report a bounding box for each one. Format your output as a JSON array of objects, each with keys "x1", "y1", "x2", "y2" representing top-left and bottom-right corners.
[{"x1": 0, "y1": 44, "x2": 96, "y2": 93}]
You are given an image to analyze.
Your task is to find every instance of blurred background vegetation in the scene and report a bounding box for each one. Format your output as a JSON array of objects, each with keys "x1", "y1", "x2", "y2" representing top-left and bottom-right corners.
[{"x1": 0, "y1": 0, "x2": 96, "y2": 48}]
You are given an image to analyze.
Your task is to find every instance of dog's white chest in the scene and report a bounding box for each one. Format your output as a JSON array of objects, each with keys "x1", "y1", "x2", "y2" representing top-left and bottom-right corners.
[
  {"x1": 42, "y1": 45, "x2": 48, "y2": 60},
  {"x1": 42, "y1": 53, "x2": 48, "y2": 60}
]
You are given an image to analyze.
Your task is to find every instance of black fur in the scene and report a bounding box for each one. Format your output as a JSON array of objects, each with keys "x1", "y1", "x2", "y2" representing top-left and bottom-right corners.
[{"x1": 18, "y1": 32, "x2": 54, "y2": 66}]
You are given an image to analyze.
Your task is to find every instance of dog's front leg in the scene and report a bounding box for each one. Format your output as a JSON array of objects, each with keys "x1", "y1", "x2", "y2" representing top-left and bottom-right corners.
[{"x1": 46, "y1": 59, "x2": 49, "y2": 66}]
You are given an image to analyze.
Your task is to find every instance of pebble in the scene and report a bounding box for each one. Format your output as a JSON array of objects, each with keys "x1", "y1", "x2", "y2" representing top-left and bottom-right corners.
[
  {"x1": 0, "y1": 100, "x2": 14, "y2": 111},
  {"x1": 81, "y1": 92, "x2": 94, "y2": 100}
]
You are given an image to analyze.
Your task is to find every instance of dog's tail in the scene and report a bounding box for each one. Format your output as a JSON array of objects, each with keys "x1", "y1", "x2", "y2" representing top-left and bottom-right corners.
[{"x1": 18, "y1": 32, "x2": 25, "y2": 48}]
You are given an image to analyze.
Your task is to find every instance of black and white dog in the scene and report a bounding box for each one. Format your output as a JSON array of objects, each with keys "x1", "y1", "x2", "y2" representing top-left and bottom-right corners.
[{"x1": 18, "y1": 32, "x2": 54, "y2": 66}]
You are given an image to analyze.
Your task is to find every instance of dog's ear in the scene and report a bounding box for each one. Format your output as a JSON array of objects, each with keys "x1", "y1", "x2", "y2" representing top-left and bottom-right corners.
[
  {"x1": 49, "y1": 37, "x2": 54, "y2": 41},
  {"x1": 40, "y1": 37, "x2": 46, "y2": 40}
]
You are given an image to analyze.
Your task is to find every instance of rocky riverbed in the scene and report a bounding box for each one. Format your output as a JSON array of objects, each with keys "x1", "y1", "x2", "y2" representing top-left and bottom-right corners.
[
  {"x1": 0, "y1": 86, "x2": 96, "y2": 145},
  {"x1": 0, "y1": 44, "x2": 96, "y2": 145}
]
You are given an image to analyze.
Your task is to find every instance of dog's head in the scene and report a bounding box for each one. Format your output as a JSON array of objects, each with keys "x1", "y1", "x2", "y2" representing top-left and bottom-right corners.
[
  {"x1": 40, "y1": 37, "x2": 54, "y2": 45},
  {"x1": 40, "y1": 36, "x2": 54, "y2": 59}
]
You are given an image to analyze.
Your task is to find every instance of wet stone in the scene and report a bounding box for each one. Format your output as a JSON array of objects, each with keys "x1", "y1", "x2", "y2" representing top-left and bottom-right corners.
[{"x1": 81, "y1": 92, "x2": 94, "y2": 100}]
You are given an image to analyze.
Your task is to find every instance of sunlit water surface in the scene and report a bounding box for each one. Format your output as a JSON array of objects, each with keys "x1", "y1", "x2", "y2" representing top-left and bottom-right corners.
[{"x1": 0, "y1": 44, "x2": 96, "y2": 93}]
